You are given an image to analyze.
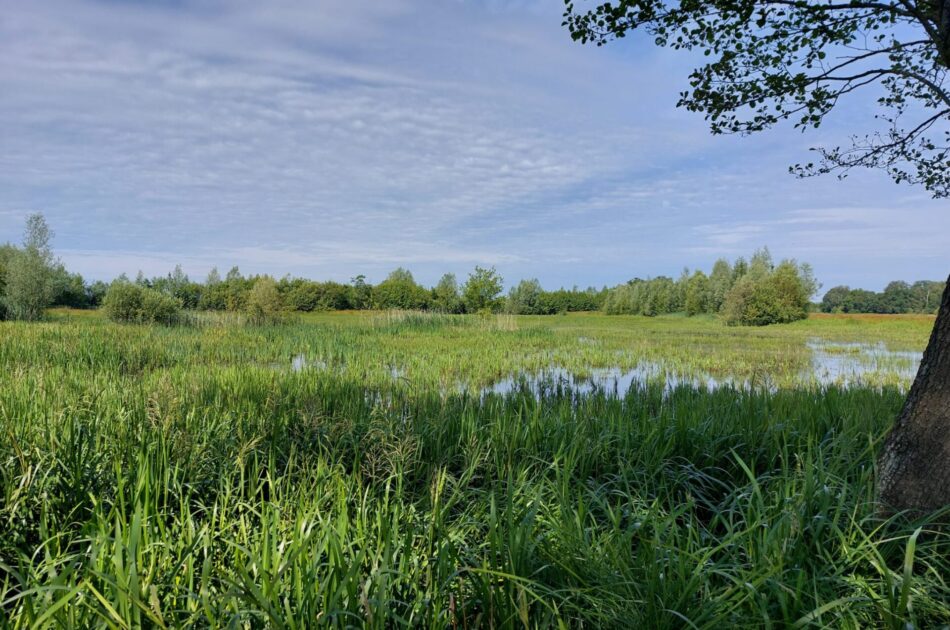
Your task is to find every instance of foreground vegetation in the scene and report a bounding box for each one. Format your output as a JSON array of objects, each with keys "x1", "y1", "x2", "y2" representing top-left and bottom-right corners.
[{"x1": 1, "y1": 311, "x2": 947, "y2": 627}]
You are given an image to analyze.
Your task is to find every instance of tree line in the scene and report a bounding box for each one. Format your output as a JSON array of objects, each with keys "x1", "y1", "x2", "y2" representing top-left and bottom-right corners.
[
  {"x1": 0, "y1": 214, "x2": 608, "y2": 322},
  {"x1": 603, "y1": 249, "x2": 821, "y2": 326},
  {"x1": 107, "y1": 265, "x2": 606, "y2": 316},
  {"x1": 1, "y1": 214, "x2": 937, "y2": 326},
  {"x1": 820, "y1": 281, "x2": 944, "y2": 315}
]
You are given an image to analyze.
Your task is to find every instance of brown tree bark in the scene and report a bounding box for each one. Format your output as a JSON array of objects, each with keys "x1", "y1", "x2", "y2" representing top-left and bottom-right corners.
[{"x1": 877, "y1": 273, "x2": 950, "y2": 513}]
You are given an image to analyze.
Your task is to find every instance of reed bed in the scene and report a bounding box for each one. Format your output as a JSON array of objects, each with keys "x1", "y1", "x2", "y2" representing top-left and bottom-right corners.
[{"x1": 1, "y1": 312, "x2": 946, "y2": 628}]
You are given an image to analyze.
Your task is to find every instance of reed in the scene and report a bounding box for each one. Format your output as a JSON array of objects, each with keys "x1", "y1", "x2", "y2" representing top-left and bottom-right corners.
[{"x1": 1, "y1": 311, "x2": 945, "y2": 627}]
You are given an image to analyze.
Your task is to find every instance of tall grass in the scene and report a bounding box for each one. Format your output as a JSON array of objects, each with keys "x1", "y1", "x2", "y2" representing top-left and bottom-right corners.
[{"x1": 0, "y1": 312, "x2": 946, "y2": 627}]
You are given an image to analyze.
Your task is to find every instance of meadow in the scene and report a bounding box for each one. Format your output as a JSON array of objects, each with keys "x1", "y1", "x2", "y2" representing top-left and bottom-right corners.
[{"x1": 1, "y1": 310, "x2": 948, "y2": 628}]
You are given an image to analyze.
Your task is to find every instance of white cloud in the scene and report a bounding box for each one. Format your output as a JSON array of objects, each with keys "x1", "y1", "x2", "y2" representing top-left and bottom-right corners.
[{"x1": 0, "y1": 0, "x2": 946, "y2": 290}]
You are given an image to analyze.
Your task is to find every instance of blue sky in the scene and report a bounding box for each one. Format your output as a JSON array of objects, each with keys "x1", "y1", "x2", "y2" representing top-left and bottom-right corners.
[{"x1": 1, "y1": 0, "x2": 947, "y2": 293}]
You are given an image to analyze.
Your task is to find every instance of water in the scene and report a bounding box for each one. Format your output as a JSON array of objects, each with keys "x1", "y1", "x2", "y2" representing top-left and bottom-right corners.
[
  {"x1": 289, "y1": 354, "x2": 326, "y2": 372},
  {"x1": 481, "y1": 364, "x2": 733, "y2": 399},
  {"x1": 280, "y1": 338, "x2": 922, "y2": 398},
  {"x1": 479, "y1": 340, "x2": 922, "y2": 399},
  {"x1": 804, "y1": 339, "x2": 920, "y2": 387}
]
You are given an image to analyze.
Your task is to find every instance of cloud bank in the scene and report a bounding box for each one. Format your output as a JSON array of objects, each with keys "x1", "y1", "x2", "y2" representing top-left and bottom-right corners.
[{"x1": 0, "y1": 0, "x2": 946, "y2": 291}]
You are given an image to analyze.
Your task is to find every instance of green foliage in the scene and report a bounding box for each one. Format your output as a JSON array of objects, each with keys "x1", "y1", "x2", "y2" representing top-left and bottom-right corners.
[
  {"x1": 506, "y1": 278, "x2": 543, "y2": 314},
  {"x1": 374, "y1": 268, "x2": 430, "y2": 310},
  {"x1": 684, "y1": 270, "x2": 710, "y2": 316},
  {"x1": 102, "y1": 281, "x2": 182, "y2": 325},
  {"x1": 539, "y1": 286, "x2": 607, "y2": 313},
  {"x1": 2, "y1": 213, "x2": 56, "y2": 321},
  {"x1": 198, "y1": 266, "x2": 253, "y2": 311},
  {"x1": 604, "y1": 276, "x2": 680, "y2": 316},
  {"x1": 49, "y1": 264, "x2": 96, "y2": 309},
  {"x1": 505, "y1": 281, "x2": 609, "y2": 314},
  {"x1": 431, "y1": 273, "x2": 462, "y2": 313},
  {"x1": 244, "y1": 276, "x2": 288, "y2": 325},
  {"x1": 350, "y1": 274, "x2": 373, "y2": 310},
  {"x1": 0, "y1": 244, "x2": 14, "y2": 320},
  {"x1": 462, "y1": 266, "x2": 504, "y2": 313},
  {"x1": 86, "y1": 280, "x2": 109, "y2": 308},
  {"x1": 605, "y1": 250, "x2": 818, "y2": 325},
  {"x1": 708, "y1": 258, "x2": 734, "y2": 312},
  {"x1": 822, "y1": 280, "x2": 947, "y2": 314},
  {"x1": 280, "y1": 277, "x2": 352, "y2": 311},
  {"x1": 206, "y1": 266, "x2": 221, "y2": 285},
  {"x1": 0, "y1": 313, "x2": 945, "y2": 627},
  {"x1": 140, "y1": 264, "x2": 202, "y2": 309},
  {"x1": 723, "y1": 259, "x2": 814, "y2": 326},
  {"x1": 722, "y1": 275, "x2": 783, "y2": 326},
  {"x1": 564, "y1": 0, "x2": 950, "y2": 197}
]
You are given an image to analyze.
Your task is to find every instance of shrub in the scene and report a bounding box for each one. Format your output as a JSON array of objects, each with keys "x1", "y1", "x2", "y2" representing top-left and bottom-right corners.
[
  {"x1": 244, "y1": 276, "x2": 288, "y2": 325},
  {"x1": 722, "y1": 277, "x2": 782, "y2": 326},
  {"x1": 373, "y1": 268, "x2": 430, "y2": 310},
  {"x1": 722, "y1": 264, "x2": 810, "y2": 326},
  {"x1": 102, "y1": 282, "x2": 181, "y2": 325}
]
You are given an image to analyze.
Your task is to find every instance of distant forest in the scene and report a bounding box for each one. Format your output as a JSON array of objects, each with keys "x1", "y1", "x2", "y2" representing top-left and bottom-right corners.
[
  {"x1": 0, "y1": 214, "x2": 942, "y2": 324},
  {"x1": 820, "y1": 282, "x2": 944, "y2": 314}
]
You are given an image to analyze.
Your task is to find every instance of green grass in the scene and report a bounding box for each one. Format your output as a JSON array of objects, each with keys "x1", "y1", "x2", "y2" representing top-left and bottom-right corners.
[{"x1": 1, "y1": 311, "x2": 947, "y2": 628}]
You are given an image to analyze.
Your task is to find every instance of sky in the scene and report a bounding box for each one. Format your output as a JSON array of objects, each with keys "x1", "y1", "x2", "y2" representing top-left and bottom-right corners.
[{"x1": 0, "y1": 0, "x2": 947, "y2": 293}]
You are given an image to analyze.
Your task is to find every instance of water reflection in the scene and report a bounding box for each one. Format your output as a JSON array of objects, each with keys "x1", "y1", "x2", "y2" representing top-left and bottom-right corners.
[
  {"x1": 480, "y1": 364, "x2": 731, "y2": 398},
  {"x1": 805, "y1": 339, "x2": 920, "y2": 386},
  {"x1": 281, "y1": 337, "x2": 923, "y2": 397}
]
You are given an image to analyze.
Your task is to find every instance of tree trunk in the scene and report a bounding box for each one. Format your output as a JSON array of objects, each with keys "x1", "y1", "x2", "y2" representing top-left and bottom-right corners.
[{"x1": 877, "y1": 273, "x2": 950, "y2": 513}]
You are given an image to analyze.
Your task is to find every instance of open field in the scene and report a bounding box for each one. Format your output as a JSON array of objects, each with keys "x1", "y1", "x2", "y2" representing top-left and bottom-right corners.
[{"x1": 1, "y1": 311, "x2": 948, "y2": 627}]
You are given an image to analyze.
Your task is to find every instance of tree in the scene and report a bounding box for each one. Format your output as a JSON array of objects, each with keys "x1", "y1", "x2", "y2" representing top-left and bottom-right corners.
[
  {"x1": 281, "y1": 278, "x2": 351, "y2": 311},
  {"x1": 881, "y1": 280, "x2": 915, "y2": 313},
  {"x1": 462, "y1": 266, "x2": 504, "y2": 313},
  {"x1": 722, "y1": 275, "x2": 783, "y2": 326},
  {"x1": 245, "y1": 276, "x2": 286, "y2": 325},
  {"x1": 51, "y1": 267, "x2": 91, "y2": 308},
  {"x1": 821, "y1": 280, "x2": 944, "y2": 313},
  {"x1": 910, "y1": 280, "x2": 945, "y2": 313},
  {"x1": 432, "y1": 273, "x2": 462, "y2": 313},
  {"x1": 747, "y1": 247, "x2": 774, "y2": 281},
  {"x1": 373, "y1": 268, "x2": 430, "y2": 310},
  {"x1": 206, "y1": 267, "x2": 222, "y2": 286},
  {"x1": 565, "y1": 0, "x2": 950, "y2": 196},
  {"x1": 708, "y1": 258, "x2": 734, "y2": 312},
  {"x1": 684, "y1": 270, "x2": 710, "y2": 315},
  {"x1": 86, "y1": 280, "x2": 109, "y2": 308},
  {"x1": 349, "y1": 275, "x2": 373, "y2": 310},
  {"x1": 724, "y1": 258, "x2": 815, "y2": 325},
  {"x1": 506, "y1": 278, "x2": 544, "y2": 314},
  {"x1": 0, "y1": 243, "x2": 17, "y2": 320},
  {"x1": 2, "y1": 213, "x2": 56, "y2": 321},
  {"x1": 564, "y1": 0, "x2": 950, "y2": 511},
  {"x1": 821, "y1": 285, "x2": 853, "y2": 313}
]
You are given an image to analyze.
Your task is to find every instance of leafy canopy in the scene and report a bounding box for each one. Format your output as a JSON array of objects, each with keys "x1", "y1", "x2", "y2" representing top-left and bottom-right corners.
[
  {"x1": 564, "y1": 0, "x2": 950, "y2": 196},
  {"x1": 463, "y1": 266, "x2": 505, "y2": 313}
]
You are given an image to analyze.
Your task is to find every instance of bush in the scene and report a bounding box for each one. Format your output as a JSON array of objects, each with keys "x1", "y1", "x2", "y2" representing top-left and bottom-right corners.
[
  {"x1": 373, "y1": 269, "x2": 430, "y2": 310},
  {"x1": 102, "y1": 282, "x2": 181, "y2": 325},
  {"x1": 722, "y1": 277, "x2": 782, "y2": 326},
  {"x1": 722, "y1": 264, "x2": 809, "y2": 326},
  {"x1": 244, "y1": 277, "x2": 288, "y2": 325}
]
